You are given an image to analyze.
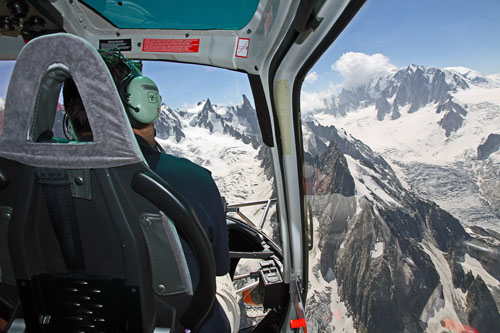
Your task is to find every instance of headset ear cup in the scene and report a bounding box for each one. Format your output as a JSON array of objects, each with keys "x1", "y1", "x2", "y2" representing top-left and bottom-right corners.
[
  {"x1": 63, "y1": 113, "x2": 78, "y2": 141},
  {"x1": 123, "y1": 76, "x2": 161, "y2": 124}
]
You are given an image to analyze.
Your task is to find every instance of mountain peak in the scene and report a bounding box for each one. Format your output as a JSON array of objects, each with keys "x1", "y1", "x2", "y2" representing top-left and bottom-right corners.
[
  {"x1": 242, "y1": 94, "x2": 251, "y2": 106},
  {"x1": 202, "y1": 98, "x2": 214, "y2": 113},
  {"x1": 407, "y1": 64, "x2": 419, "y2": 72}
]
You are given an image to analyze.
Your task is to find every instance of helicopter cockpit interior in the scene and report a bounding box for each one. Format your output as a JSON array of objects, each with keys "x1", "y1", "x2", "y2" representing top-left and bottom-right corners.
[{"x1": 0, "y1": 0, "x2": 366, "y2": 332}]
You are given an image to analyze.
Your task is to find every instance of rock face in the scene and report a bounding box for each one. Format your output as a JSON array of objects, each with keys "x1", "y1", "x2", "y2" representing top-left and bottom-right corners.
[
  {"x1": 313, "y1": 143, "x2": 354, "y2": 197},
  {"x1": 234, "y1": 94, "x2": 260, "y2": 135},
  {"x1": 189, "y1": 98, "x2": 221, "y2": 132},
  {"x1": 154, "y1": 105, "x2": 185, "y2": 142},
  {"x1": 303, "y1": 121, "x2": 500, "y2": 332},
  {"x1": 375, "y1": 97, "x2": 391, "y2": 121},
  {"x1": 187, "y1": 95, "x2": 262, "y2": 148},
  {"x1": 466, "y1": 275, "x2": 500, "y2": 332},
  {"x1": 436, "y1": 99, "x2": 468, "y2": 137},
  {"x1": 477, "y1": 134, "x2": 500, "y2": 160}
]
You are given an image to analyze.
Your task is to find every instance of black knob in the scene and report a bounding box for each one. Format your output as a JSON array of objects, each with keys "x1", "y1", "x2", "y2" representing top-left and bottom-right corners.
[
  {"x1": 25, "y1": 16, "x2": 46, "y2": 32},
  {"x1": 6, "y1": 1, "x2": 29, "y2": 19}
]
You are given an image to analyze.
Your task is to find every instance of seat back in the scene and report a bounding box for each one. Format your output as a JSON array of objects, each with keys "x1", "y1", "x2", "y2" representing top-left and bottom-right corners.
[{"x1": 0, "y1": 33, "x2": 215, "y2": 332}]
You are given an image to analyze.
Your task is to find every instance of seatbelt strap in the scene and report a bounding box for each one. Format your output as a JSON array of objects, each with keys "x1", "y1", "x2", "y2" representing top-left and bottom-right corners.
[{"x1": 35, "y1": 168, "x2": 86, "y2": 271}]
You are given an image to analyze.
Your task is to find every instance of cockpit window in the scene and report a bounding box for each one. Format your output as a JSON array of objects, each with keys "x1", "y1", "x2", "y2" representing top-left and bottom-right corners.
[
  {"x1": 301, "y1": 1, "x2": 500, "y2": 331},
  {"x1": 142, "y1": 61, "x2": 280, "y2": 246}
]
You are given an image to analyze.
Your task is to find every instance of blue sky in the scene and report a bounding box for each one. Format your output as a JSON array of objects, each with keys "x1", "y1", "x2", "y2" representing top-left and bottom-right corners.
[
  {"x1": 303, "y1": 0, "x2": 500, "y2": 93},
  {"x1": 141, "y1": 61, "x2": 252, "y2": 110},
  {"x1": 1, "y1": 0, "x2": 499, "y2": 108}
]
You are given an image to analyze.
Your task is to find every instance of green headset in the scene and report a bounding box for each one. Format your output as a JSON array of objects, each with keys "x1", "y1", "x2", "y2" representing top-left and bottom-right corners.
[{"x1": 117, "y1": 62, "x2": 162, "y2": 126}]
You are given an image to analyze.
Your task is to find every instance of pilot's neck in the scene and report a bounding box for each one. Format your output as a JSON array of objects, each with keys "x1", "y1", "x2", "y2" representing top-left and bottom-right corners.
[{"x1": 133, "y1": 123, "x2": 156, "y2": 147}]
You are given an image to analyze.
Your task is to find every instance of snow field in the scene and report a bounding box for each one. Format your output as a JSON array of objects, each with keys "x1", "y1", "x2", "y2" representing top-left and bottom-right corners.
[
  {"x1": 158, "y1": 114, "x2": 271, "y2": 206},
  {"x1": 345, "y1": 155, "x2": 400, "y2": 211}
]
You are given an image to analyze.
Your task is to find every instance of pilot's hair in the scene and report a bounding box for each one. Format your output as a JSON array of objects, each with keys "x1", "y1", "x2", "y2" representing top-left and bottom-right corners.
[
  {"x1": 62, "y1": 50, "x2": 134, "y2": 137},
  {"x1": 62, "y1": 78, "x2": 90, "y2": 137}
]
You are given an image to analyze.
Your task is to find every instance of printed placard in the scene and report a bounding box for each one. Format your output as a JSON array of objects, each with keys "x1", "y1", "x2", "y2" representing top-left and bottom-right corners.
[{"x1": 99, "y1": 39, "x2": 132, "y2": 51}]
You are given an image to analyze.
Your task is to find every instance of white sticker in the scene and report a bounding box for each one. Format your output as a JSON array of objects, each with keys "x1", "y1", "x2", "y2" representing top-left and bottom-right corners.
[{"x1": 235, "y1": 38, "x2": 250, "y2": 58}]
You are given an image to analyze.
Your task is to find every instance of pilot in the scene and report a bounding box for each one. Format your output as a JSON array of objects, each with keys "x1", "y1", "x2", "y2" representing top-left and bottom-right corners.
[{"x1": 62, "y1": 50, "x2": 239, "y2": 332}]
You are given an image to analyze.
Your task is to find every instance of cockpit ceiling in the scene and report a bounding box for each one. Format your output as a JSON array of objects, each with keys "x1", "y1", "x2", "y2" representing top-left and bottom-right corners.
[{"x1": 81, "y1": 0, "x2": 260, "y2": 30}]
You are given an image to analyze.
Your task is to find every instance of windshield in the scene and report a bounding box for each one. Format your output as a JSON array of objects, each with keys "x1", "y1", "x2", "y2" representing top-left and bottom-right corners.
[
  {"x1": 301, "y1": 0, "x2": 500, "y2": 332},
  {"x1": 140, "y1": 62, "x2": 279, "y2": 244}
]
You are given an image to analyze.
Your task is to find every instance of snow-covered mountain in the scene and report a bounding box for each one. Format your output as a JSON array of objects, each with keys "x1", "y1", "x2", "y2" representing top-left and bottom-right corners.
[
  {"x1": 309, "y1": 64, "x2": 500, "y2": 136},
  {"x1": 186, "y1": 95, "x2": 262, "y2": 148},
  {"x1": 303, "y1": 121, "x2": 500, "y2": 332},
  {"x1": 301, "y1": 64, "x2": 500, "y2": 331},
  {"x1": 154, "y1": 95, "x2": 271, "y2": 208},
  {"x1": 154, "y1": 104, "x2": 185, "y2": 142},
  {"x1": 305, "y1": 65, "x2": 500, "y2": 233}
]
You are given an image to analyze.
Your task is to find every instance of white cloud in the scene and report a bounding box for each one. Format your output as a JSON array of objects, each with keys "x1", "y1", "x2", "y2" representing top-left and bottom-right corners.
[
  {"x1": 300, "y1": 83, "x2": 338, "y2": 113},
  {"x1": 304, "y1": 71, "x2": 318, "y2": 84},
  {"x1": 332, "y1": 52, "x2": 397, "y2": 89}
]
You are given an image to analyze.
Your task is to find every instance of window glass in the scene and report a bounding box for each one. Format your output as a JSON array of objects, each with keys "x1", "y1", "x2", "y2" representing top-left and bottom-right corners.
[
  {"x1": 301, "y1": 1, "x2": 500, "y2": 332},
  {"x1": 142, "y1": 62, "x2": 279, "y2": 246},
  {"x1": 143, "y1": 62, "x2": 280, "y2": 327}
]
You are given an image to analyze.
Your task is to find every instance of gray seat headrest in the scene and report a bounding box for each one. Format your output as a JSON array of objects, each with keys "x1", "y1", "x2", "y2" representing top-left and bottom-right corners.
[{"x1": 0, "y1": 33, "x2": 143, "y2": 169}]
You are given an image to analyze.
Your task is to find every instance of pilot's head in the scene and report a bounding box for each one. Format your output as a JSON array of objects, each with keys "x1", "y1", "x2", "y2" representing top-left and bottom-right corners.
[{"x1": 63, "y1": 50, "x2": 161, "y2": 139}]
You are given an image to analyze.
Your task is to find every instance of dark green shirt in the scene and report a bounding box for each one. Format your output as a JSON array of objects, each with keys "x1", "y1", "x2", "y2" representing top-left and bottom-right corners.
[{"x1": 135, "y1": 134, "x2": 230, "y2": 332}]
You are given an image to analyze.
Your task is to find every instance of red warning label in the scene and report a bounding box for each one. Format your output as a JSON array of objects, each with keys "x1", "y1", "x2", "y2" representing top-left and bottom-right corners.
[{"x1": 142, "y1": 38, "x2": 200, "y2": 53}]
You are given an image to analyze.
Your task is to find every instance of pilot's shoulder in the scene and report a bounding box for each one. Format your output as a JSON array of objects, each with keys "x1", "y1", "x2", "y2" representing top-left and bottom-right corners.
[{"x1": 159, "y1": 153, "x2": 213, "y2": 179}]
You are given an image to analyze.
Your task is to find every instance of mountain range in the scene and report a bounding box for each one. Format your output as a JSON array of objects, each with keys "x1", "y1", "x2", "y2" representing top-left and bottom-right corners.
[
  {"x1": 301, "y1": 64, "x2": 500, "y2": 331},
  {"x1": 304, "y1": 64, "x2": 500, "y2": 233},
  {"x1": 153, "y1": 95, "x2": 270, "y2": 207}
]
